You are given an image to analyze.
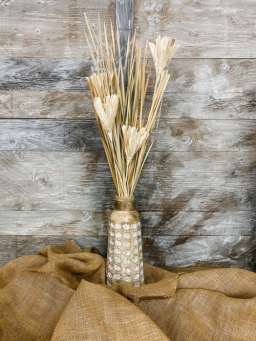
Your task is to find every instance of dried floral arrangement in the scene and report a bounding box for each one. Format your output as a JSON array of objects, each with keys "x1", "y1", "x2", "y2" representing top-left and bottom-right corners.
[
  {"x1": 84, "y1": 14, "x2": 179, "y2": 286},
  {"x1": 84, "y1": 14, "x2": 179, "y2": 197}
]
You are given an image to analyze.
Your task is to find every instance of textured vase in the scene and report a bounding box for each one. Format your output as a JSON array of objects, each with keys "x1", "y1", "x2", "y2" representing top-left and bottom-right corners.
[{"x1": 106, "y1": 195, "x2": 145, "y2": 286}]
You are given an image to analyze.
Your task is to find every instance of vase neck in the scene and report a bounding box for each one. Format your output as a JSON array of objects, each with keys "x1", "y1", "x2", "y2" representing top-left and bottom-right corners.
[{"x1": 114, "y1": 195, "x2": 135, "y2": 211}]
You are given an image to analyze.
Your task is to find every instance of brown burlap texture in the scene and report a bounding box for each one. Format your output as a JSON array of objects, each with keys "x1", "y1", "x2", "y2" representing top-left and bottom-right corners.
[{"x1": 0, "y1": 241, "x2": 256, "y2": 340}]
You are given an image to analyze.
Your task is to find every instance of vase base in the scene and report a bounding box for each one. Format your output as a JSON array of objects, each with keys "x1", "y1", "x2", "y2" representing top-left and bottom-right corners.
[{"x1": 106, "y1": 221, "x2": 144, "y2": 286}]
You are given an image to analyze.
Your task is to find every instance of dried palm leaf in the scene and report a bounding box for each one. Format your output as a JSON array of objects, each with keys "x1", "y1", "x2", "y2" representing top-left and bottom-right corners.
[
  {"x1": 122, "y1": 125, "x2": 149, "y2": 165},
  {"x1": 149, "y1": 36, "x2": 179, "y2": 75},
  {"x1": 94, "y1": 94, "x2": 119, "y2": 140}
]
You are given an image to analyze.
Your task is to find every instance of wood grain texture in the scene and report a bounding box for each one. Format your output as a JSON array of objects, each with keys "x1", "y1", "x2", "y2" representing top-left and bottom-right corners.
[
  {"x1": 15, "y1": 236, "x2": 108, "y2": 259},
  {"x1": 0, "y1": 210, "x2": 254, "y2": 237},
  {"x1": 155, "y1": 92, "x2": 256, "y2": 120},
  {"x1": 0, "y1": 91, "x2": 94, "y2": 119},
  {"x1": 116, "y1": 0, "x2": 134, "y2": 31},
  {"x1": 0, "y1": 119, "x2": 101, "y2": 151},
  {"x1": 142, "y1": 235, "x2": 256, "y2": 269},
  {"x1": 63, "y1": 151, "x2": 256, "y2": 212},
  {"x1": 0, "y1": 236, "x2": 16, "y2": 267},
  {"x1": 0, "y1": 0, "x2": 256, "y2": 270},
  {"x1": 0, "y1": 0, "x2": 115, "y2": 58},
  {"x1": 116, "y1": 0, "x2": 134, "y2": 64},
  {"x1": 0, "y1": 118, "x2": 255, "y2": 152},
  {"x1": 0, "y1": 151, "x2": 255, "y2": 212},
  {"x1": 1, "y1": 0, "x2": 256, "y2": 59},
  {"x1": 152, "y1": 118, "x2": 256, "y2": 152},
  {"x1": 0, "y1": 58, "x2": 91, "y2": 92},
  {"x1": 135, "y1": 0, "x2": 256, "y2": 58},
  {"x1": 0, "y1": 236, "x2": 108, "y2": 267},
  {"x1": 1, "y1": 90, "x2": 256, "y2": 120},
  {"x1": 1, "y1": 58, "x2": 256, "y2": 93},
  {"x1": 165, "y1": 59, "x2": 256, "y2": 93},
  {"x1": 0, "y1": 235, "x2": 255, "y2": 271}
]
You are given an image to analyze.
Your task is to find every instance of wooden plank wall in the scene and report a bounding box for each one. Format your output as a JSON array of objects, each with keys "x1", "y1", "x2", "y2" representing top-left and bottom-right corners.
[{"x1": 0, "y1": 0, "x2": 255, "y2": 270}]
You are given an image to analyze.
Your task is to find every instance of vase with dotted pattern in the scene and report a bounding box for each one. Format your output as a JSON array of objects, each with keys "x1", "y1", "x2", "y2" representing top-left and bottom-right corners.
[{"x1": 106, "y1": 195, "x2": 145, "y2": 286}]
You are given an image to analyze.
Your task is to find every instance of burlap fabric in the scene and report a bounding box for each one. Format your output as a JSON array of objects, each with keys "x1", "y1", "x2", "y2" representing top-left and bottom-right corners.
[{"x1": 0, "y1": 241, "x2": 256, "y2": 340}]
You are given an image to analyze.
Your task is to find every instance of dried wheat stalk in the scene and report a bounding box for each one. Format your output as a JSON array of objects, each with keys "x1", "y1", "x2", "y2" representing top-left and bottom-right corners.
[{"x1": 84, "y1": 14, "x2": 179, "y2": 197}]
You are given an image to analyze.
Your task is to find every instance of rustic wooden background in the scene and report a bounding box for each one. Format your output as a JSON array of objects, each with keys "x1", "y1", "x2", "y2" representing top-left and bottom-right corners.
[{"x1": 0, "y1": 0, "x2": 255, "y2": 270}]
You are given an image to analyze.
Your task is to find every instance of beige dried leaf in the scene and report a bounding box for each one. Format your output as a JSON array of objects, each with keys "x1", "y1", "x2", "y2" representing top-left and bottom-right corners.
[
  {"x1": 122, "y1": 125, "x2": 149, "y2": 165},
  {"x1": 149, "y1": 36, "x2": 179, "y2": 75},
  {"x1": 87, "y1": 72, "x2": 113, "y2": 98},
  {"x1": 94, "y1": 94, "x2": 119, "y2": 140}
]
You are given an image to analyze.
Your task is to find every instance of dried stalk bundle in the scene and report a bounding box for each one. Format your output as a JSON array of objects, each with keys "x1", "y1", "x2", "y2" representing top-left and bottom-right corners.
[{"x1": 84, "y1": 14, "x2": 179, "y2": 196}]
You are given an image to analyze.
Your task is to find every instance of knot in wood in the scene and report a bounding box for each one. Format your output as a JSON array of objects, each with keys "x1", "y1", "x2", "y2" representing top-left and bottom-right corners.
[
  {"x1": 148, "y1": 17, "x2": 158, "y2": 26},
  {"x1": 35, "y1": 175, "x2": 47, "y2": 185},
  {"x1": 13, "y1": 150, "x2": 25, "y2": 160},
  {"x1": 220, "y1": 63, "x2": 230, "y2": 70},
  {"x1": 180, "y1": 135, "x2": 192, "y2": 145},
  {"x1": 155, "y1": 4, "x2": 163, "y2": 11},
  {"x1": 82, "y1": 211, "x2": 92, "y2": 221}
]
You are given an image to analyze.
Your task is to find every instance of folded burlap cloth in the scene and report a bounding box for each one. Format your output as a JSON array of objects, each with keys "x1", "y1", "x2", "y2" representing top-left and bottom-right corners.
[{"x1": 0, "y1": 241, "x2": 256, "y2": 340}]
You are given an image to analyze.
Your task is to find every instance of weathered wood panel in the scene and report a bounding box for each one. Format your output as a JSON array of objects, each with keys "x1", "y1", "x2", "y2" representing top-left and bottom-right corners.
[
  {"x1": 0, "y1": 0, "x2": 115, "y2": 58},
  {"x1": 64, "y1": 151, "x2": 256, "y2": 211},
  {"x1": 142, "y1": 235, "x2": 256, "y2": 269},
  {"x1": 116, "y1": 0, "x2": 134, "y2": 64},
  {"x1": 0, "y1": 0, "x2": 255, "y2": 271},
  {"x1": 1, "y1": 91, "x2": 256, "y2": 120},
  {"x1": 1, "y1": 235, "x2": 254, "y2": 271},
  {"x1": 135, "y1": 0, "x2": 256, "y2": 58},
  {"x1": 15, "y1": 236, "x2": 108, "y2": 259},
  {"x1": 0, "y1": 236, "x2": 16, "y2": 267},
  {"x1": 0, "y1": 236, "x2": 108, "y2": 267},
  {"x1": 0, "y1": 119, "x2": 101, "y2": 151},
  {"x1": 1, "y1": 0, "x2": 256, "y2": 59},
  {"x1": 0, "y1": 118, "x2": 255, "y2": 152},
  {"x1": 0, "y1": 58, "x2": 91, "y2": 91},
  {"x1": 116, "y1": 0, "x2": 134, "y2": 31},
  {"x1": 165, "y1": 59, "x2": 256, "y2": 93},
  {"x1": 152, "y1": 119, "x2": 256, "y2": 152},
  {"x1": 155, "y1": 92, "x2": 256, "y2": 120},
  {"x1": 0, "y1": 210, "x2": 254, "y2": 237},
  {"x1": 0, "y1": 91, "x2": 94, "y2": 119},
  {"x1": 1, "y1": 58, "x2": 256, "y2": 93},
  {"x1": 0, "y1": 150, "x2": 255, "y2": 212}
]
